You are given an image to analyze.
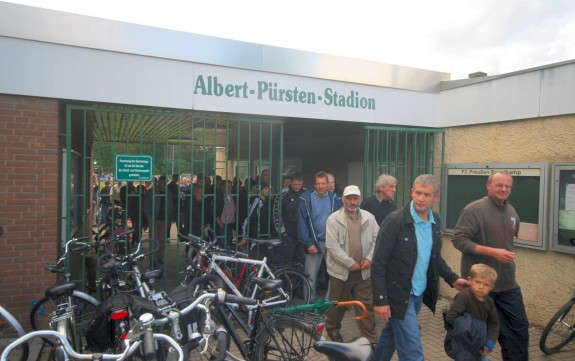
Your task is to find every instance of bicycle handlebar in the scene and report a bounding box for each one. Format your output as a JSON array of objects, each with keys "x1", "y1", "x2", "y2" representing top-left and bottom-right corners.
[
  {"x1": 0, "y1": 330, "x2": 183, "y2": 361},
  {"x1": 102, "y1": 229, "x2": 135, "y2": 246},
  {"x1": 179, "y1": 233, "x2": 249, "y2": 259},
  {"x1": 154, "y1": 288, "x2": 257, "y2": 328},
  {"x1": 97, "y1": 238, "x2": 159, "y2": 273},
  {"x1": 46, "y1": 237, "x2": 95, "y2": 272}
]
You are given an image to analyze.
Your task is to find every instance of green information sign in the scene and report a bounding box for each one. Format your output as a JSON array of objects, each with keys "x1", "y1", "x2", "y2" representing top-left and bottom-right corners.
[{"x1": 115, "y1": 155, "x2": 153, "y2": 182}]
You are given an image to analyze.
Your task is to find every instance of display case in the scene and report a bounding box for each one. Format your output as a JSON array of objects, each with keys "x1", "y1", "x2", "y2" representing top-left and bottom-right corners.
[
  {"x1": 551, "y1": 164, "x2": 575, "y2": 254},
  {"x1": 442, "y1": 163, "x2": 549, "y2": 250}
]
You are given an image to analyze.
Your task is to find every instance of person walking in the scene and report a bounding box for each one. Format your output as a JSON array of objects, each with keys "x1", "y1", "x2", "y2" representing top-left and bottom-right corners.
[
  {"x1": 371, "y1": 174, "x2": 468, "y2": 361},
  {"x1": 444, "y1": 263, "x2": 500, "y2": 361},
  {"x1": 451, "y1": 171, "x2": 529, "y2": 361}
]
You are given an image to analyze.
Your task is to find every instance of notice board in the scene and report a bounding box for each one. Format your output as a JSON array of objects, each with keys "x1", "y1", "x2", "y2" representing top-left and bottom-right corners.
[{"x1": 441, "y1": 163, "x2": 548, "y2": 250}]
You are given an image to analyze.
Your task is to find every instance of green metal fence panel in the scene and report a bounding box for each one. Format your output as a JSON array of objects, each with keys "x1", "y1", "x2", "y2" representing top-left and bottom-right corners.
[
  {"x1": 363, "y1": 126, "x2": 445, "y2": 211},
  {"x1": 64, "y1": 104, "x2": 284, "y2": 290}
]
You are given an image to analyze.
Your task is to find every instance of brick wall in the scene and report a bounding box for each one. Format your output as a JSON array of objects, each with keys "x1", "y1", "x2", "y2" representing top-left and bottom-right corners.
[{"x1": 0, "y1": 94, "x2": 60, "y2": 327}]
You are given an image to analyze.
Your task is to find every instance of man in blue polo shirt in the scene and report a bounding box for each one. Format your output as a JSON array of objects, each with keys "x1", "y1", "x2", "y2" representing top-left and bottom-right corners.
[{"x1": 371, "y1": 174, "x2": 468, "y2": 360}]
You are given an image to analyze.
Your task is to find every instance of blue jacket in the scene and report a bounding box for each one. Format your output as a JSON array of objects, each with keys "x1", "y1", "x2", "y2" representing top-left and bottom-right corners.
[
  {"x1": 297, "y1": 190, "x2": 342, "y2": 250},
  {"x1": 443, "y1": 312, "x2": 488, "y2": 361}
]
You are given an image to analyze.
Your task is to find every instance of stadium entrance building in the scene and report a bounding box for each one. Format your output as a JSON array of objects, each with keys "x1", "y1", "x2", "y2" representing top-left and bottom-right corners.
[{"x1": 1, "y1": 2, "x2": 575, "y2": 326}]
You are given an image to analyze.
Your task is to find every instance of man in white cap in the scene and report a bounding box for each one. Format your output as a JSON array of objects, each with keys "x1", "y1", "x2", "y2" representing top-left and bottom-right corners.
[{"x1": 324, "y1": 185, "x2": 379, "y2": 346}]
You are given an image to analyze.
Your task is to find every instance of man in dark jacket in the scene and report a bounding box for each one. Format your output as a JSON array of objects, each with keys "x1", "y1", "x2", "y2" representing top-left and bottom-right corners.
[
  {"x1": 280, "y1": 172, "x2": 306, "y2": 266},
  {"x1": 371, "y1": 174, "x2": 468, "y2": 361},
  {"x1": 360, "y1": 173, "x2": 397, "y2": 226}
]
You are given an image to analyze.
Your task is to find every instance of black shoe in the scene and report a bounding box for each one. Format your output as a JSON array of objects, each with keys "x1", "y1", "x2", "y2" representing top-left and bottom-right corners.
[{"x1": 327, "y1": 330, "x2": 343, "y2": 343}]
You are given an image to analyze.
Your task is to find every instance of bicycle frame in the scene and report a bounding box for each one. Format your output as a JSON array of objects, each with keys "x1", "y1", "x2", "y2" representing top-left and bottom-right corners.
[
  {"x1": 215, "y1": 261, "x2": 254, "y2": 290},
  {"x1": 205, "y1": 253, "x2": 289, "y2": 325},
  {"x1": 213, "y1": 299, "x2": 270, "y2": 360}
]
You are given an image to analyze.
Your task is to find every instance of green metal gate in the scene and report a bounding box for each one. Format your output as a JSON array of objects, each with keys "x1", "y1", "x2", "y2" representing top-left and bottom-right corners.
[
  {"x1": 63, "y1": 104, "x2": 283, "y2": 288},
  {"x1": 363, "y1": 126, "x2": 445, "y2": 208}
]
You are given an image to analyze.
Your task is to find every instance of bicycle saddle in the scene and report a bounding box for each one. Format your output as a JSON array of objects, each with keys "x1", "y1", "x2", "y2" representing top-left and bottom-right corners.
[
  {"x1": 250, "y1": 277, "x2": 283, "y2": 291},
  {"x1": 141, "y1": 269, "x2": 163, "y2": 283},
  {"x1": 313, "y1": 336, "x2": 373, "y2": 361},
  {"x1": 45, "y1": 282, "x2": 77, "y2": 298}
]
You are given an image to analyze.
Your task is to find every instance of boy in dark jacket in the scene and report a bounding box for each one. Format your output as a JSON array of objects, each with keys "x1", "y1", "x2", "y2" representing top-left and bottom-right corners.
[{"x1": 444, "y1": 263, "x2": 499, "y2": 361}]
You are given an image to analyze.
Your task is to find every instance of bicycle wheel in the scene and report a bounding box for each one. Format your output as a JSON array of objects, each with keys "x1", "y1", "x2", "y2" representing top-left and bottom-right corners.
[
  {"x1": 255, "y1": 318, "x2": 323, "y2": 361},
  {"x1": 30, "y1": 292, "x2": 99, "y2": 350},
  {"x1": 0, "y1": 306, "x2": 29, "y2": 361},
  {"x1": 273, "y1": 267, "x2": 311, "y2": 305},
  {"x1": 540, "y1": 298, "x2": 575, "y2": 354}
]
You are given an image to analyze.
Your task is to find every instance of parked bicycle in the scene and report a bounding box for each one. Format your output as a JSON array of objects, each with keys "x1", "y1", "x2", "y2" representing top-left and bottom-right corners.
[
  {"x1": 94, "y1": 236, "x2": 237, "y2": 360},
  {"x1": 2, "y1": 314, "x2": 184, "y2": 361},
  {"x1": 0, "y1": 305, "x2": 28, "y2": 361},
  {"x1": 539, "y1": 239, "x2": 575, "y2": 354},
  {"x1": 180, "y1": 233, "x2": 311, "y2": 315},
  {"x1": 29, "y1": 236, "x2": 100, "y2": 353},
  {"x1": 210, "y1": 282, "x2": 367, "y2": 361}
]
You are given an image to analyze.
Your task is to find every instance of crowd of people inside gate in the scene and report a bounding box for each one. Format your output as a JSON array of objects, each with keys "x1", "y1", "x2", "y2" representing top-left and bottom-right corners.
[{"x1": 91, "y1": 169, "x2": 529, "y2": 361}]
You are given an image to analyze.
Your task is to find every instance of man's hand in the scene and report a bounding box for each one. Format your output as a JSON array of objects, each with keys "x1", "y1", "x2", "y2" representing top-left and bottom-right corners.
[
  {"x1": 374, "y1": 305, "x2": 391, "y2": 322},
  {"x1": 492, "y1": 248, "x2": 515, "y2": 263},
  {"x1": 359, "y1": 259, "x2": 371, "y2": 270},
  {"x1": 452, "y1": 278, "x2": 470, "y2": 291},
  {"x1": 349, "y1": 262, "x2": 361, "y2": 271},
  {"x1": 475, "y1": 244, "x2": 515, "y2": 264},
  {"x1": 307, "y1": 245, "x2": 318, "y2": 254}
]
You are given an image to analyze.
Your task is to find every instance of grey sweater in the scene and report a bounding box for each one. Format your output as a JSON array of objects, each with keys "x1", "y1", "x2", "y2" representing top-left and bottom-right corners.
[{"x1": 451, "y1": 196, "x2": 520, "y2": 292}]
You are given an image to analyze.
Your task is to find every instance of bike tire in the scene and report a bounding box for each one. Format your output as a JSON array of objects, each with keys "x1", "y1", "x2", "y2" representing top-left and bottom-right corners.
[
  {"x1": 273, "y1": 267, "x2": 311, "y2": 305},
  {"x1": 30, "y1": 291, "x2": 99, "y2": 350},
  {"x1": 539, "y1": 298, "x2": 575, "y2": 354},
  {"x1": 254, "y1": 318, "x2": 323, "y2": 361},
  {"x1": 0, "y1": 306, "x2": 29, "y2": 361}
]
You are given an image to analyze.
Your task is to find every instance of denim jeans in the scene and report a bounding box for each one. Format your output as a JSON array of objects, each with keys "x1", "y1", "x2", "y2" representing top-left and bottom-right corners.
[
  {"x1": 304, "y1": 241, "x2": 326, "y2": 302},
  {"x1": 373, "y1": 294, "x2": 424, "y2": 361}
]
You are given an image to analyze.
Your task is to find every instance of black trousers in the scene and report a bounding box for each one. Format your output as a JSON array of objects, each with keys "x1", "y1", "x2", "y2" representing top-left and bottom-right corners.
[{"x1": 490, "y1": 286, "x2": 529, "y2": 361}]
